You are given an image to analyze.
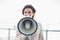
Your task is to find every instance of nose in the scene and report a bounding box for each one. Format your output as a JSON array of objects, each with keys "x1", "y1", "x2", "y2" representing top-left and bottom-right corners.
[{"x1": 25, "y1": 13, "x2": 30, "y2": 16}]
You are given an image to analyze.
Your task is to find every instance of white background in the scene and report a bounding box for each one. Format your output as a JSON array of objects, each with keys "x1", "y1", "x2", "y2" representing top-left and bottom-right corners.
[{"x1": 0, "y1": 0, "x2": 60, "y2": 40}]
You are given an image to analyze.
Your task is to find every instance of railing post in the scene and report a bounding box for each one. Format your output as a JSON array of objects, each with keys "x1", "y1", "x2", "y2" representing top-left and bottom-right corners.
[
  {"x1": 8, "y1": 28, "x2": 10, "y2": 40},
  {"x1": 46, "y1": 29, "x2": 48, "y2": 40}
]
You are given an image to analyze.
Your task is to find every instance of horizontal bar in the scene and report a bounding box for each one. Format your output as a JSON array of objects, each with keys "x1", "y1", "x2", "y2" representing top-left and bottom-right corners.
[
  {"x1": 0, "y1": 28, "x2": 60, "y2": 32},
  {"x1": 43, "y1": 30, "x2": 60, "y2": 32},
  {"x1": 0, "y1": 28, "x2": 15, "y2": 30}
]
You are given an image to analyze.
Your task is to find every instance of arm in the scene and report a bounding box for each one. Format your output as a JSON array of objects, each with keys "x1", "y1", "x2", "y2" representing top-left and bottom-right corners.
[
  {"x1": 38, "y1": 23, "x2": 44, "y2": 40},
  {"x1": 15, "y1": 24, "x2": 26, "y2": 40},
  {"x1": 38, "y1": 29, "x2": 44, "y2": 40},
  {"x1": 16, "y1": 30, "x2": 26, "y2": 40}
]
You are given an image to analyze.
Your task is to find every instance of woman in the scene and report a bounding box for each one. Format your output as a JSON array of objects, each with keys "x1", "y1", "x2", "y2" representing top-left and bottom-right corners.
[{"x1": 16, "y1": 5, "x2": 44, "y2": 40}]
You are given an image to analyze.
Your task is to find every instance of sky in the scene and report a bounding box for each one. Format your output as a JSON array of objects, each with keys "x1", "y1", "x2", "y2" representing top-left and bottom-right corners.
[{"x1": 0, "y1": 0, "x2": 60, "y2": 29}]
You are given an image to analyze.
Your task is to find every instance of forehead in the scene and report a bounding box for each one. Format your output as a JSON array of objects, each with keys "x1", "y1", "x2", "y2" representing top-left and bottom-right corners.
[{"x1": 24, "y1": 8, "x2": 32, "y2": 12}]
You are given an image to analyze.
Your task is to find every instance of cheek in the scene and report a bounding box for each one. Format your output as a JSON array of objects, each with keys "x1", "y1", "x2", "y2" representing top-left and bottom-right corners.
[
  {"x1": 23, "y1": 13, "x2": 26, "y2": 15},
  {"x1": 30, "y1": 13, "x2": 34, "y2": 16}
]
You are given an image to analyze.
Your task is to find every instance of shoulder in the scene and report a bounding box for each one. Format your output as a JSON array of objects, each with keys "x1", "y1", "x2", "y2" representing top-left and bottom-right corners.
[
  {"x1": 33, "y1": 18, "x2": 42, "y2": 28},
  {"x1": 37, "y1": 22, "x2": 42, "y2": 29}
]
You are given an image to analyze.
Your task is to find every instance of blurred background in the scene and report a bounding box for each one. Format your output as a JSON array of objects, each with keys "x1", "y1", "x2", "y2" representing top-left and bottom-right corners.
[{"x1": 0, "y1": 0, "x2": 60, "y2": 40}]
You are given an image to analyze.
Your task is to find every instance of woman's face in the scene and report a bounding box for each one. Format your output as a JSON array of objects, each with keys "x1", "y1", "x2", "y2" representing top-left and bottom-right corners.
[{"x1": 23, "y1": 8, "x2": 35, "y2": 18}]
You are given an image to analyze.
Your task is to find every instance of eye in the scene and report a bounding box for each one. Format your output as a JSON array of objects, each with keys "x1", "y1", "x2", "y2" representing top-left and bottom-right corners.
[
  {"x1": 24, "y1": 12, "x2": 27, "y2": 13},
  {"x1": 28, "y1": 11, "x2": 31, "y2": 13}
]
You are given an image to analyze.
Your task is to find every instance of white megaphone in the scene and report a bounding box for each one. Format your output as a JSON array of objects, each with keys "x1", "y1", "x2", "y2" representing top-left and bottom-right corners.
[{"x1": 17, "y1": 14, "x2": 38, "y2": 36}]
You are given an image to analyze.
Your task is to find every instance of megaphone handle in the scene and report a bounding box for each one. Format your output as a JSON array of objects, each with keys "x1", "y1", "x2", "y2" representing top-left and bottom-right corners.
[{"x1": 24, "y1": 36, "x2": 32, "y2": 40}]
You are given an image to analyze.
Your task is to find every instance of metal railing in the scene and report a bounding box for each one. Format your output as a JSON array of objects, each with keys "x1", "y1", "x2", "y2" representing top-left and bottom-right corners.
[{"x1": 0, "y1": 28, "x2": 60, "y2": 40}]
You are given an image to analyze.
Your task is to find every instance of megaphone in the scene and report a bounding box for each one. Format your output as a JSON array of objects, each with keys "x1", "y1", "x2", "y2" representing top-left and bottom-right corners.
[{"x1": 17, "y1": 17, "x2": 38, "y2": 36}]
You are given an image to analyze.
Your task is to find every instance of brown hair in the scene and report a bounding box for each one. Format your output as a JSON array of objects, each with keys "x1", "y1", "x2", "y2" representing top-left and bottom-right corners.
[{"x1": 22, "y1": 5, "x2": 36, "y2": 15}]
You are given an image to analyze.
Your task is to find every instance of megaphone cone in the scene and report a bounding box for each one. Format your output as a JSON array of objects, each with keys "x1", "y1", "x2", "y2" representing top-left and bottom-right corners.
[{"x1": 17, "y1": 17, "x2": 38, "y2": 36}]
